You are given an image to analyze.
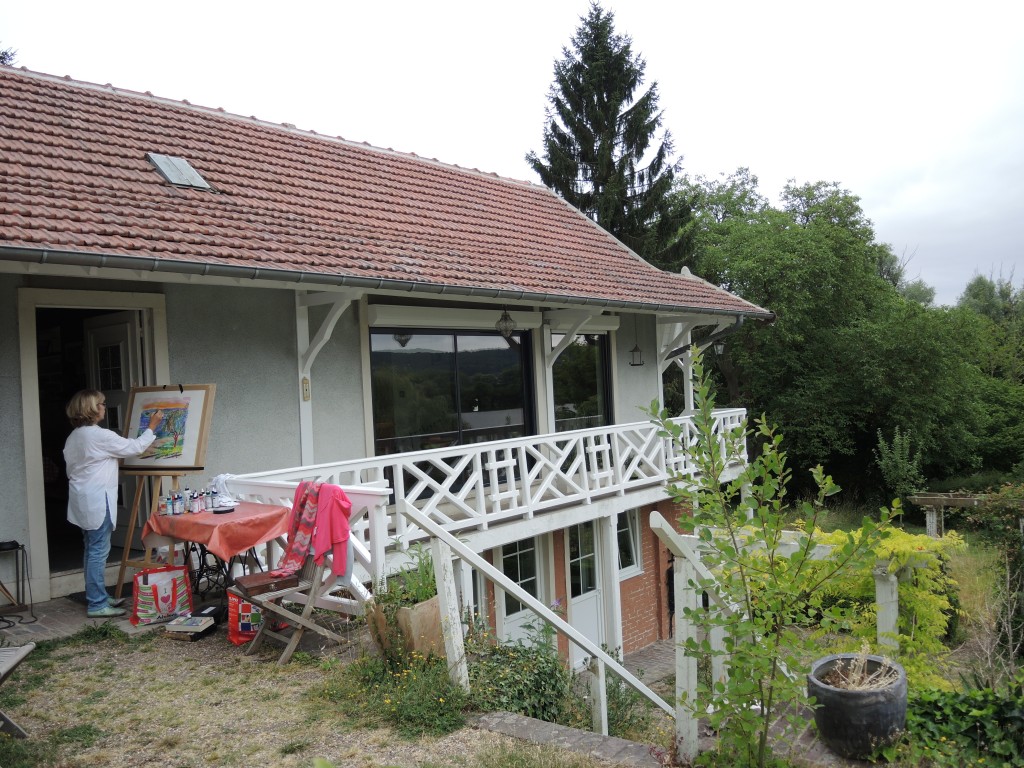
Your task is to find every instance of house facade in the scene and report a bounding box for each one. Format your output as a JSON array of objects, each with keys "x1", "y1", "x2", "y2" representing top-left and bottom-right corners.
[{"x1": 0, "y1": 67, "x2": 771, "y2": 658}]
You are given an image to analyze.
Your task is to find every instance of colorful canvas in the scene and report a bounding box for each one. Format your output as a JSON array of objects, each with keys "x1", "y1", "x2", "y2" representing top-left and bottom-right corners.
[
  {"x1": 136, "y1": 397, "x2": 190, "y2": 460},
  {"x1": 121, "y1": 384, "x2": 216, "y2": 471}
]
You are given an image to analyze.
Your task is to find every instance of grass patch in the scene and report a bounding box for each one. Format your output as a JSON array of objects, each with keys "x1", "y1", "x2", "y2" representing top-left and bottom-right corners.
[{"x1": 473, "y1": 741, "x2": 615, "y2": 767}]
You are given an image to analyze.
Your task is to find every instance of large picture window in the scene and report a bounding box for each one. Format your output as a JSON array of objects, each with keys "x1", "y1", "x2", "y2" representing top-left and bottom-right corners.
[
  {"x1": 552, "y1": 334, "x2": 610, "y2": 432},
  {"x1": 370, "y1": 329, "x2": 530, "y2": 455}
]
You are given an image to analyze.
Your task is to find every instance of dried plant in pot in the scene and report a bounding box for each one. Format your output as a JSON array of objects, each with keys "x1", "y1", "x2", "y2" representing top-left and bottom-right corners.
[{"x1": 806, "y1": 644, "x2": 907, "y2": 759}]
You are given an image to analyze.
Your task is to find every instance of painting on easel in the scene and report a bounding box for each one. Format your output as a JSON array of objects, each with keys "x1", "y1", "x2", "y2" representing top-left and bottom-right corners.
[{"x1": 121, "y1": 384, "x2": 216, "y2": 471}]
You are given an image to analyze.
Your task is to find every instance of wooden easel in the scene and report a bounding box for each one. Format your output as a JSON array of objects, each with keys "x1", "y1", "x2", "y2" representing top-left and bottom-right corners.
[{"x1": 114, "y1": 470, "x2": 187, "y2": 599}]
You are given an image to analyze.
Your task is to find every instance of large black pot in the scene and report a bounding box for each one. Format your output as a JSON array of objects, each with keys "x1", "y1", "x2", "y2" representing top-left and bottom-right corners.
[{"x1": 807, "y1": 653, "x2": 907, "y2": 759}]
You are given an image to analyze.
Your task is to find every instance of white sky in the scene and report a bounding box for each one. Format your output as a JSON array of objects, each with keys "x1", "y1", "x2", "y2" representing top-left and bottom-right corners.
[{"x1": 3, "y1": 0, "x2": 1022, "y2": 305}]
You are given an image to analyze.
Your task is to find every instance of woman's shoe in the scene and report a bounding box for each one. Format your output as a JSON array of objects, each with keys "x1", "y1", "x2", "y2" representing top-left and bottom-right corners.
[
  {"x1": 107, "y1": 597, "x2": 126, "y2": 608},
  {"x1": 87, "y1": 605, "x2": 126, "y2": 618}
]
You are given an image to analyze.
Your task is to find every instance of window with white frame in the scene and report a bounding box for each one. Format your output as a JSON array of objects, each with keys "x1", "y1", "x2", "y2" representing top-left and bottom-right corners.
[{"x1": 617, "y1": 509, "x2": 642, "y2": 578}]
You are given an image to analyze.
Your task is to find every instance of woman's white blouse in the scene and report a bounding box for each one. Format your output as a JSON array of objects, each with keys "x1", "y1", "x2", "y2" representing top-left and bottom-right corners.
[{"x1": 64, "y1": 425, "x2": 156, "y2": 530}]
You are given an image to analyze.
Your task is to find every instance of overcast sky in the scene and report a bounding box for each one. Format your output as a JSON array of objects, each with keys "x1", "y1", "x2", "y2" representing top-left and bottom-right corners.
[{"x1": 3, "y1": 0, "x2": 1022, "y2": 306}]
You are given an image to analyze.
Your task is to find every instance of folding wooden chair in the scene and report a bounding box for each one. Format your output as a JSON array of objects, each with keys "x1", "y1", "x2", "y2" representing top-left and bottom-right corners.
[
  {"x1": 0, "y1": 642, "x2": 35, "y2": 737},
  {"x1": 229, "y1": 555, "x2": 347, "y2": 664}
]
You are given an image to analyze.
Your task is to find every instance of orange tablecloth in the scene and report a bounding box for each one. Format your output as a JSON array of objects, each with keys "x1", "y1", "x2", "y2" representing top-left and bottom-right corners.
[{"x1": 141, "y1": 502, "x2": 290, "y2": 561}]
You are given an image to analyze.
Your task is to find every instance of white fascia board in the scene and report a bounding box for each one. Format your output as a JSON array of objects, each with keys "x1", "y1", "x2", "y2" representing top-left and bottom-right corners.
[
  {"x1": 543, "y1": 309, "x2": 620, "y2": 333},
  {"x1": 366, "y1": 305, "x2": 543, "y2": 330}
]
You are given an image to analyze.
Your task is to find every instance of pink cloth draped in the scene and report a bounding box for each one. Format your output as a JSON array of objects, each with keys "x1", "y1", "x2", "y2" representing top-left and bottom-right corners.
[{"x1": 271, "y1": 481, "x2": 352, "y2": 578}]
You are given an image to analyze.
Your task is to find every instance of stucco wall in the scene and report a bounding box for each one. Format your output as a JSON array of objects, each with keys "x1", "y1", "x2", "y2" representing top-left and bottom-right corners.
[
  {"x1": 613, "y1": 313, "x2": 661, "y2": 425},
  {"x1": 163, "y1": 284, "x2": 368, "y2": 485},
  {"x1": 0, "y1": 275, "x2": 29, "y2": 546},
  {"x1": 308, "y1": 302, "x2": 367, "y2": 462}
]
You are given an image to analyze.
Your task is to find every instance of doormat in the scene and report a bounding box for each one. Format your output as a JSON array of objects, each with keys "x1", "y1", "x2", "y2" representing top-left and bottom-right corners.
[{"x1": 65, "y1": 585, "x2": 133, "y2": 607}]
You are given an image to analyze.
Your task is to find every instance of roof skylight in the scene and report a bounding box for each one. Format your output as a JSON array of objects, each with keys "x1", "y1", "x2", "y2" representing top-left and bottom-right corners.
[{"x1": 146, "y1": 153, "x2": 212, "y2": 190}]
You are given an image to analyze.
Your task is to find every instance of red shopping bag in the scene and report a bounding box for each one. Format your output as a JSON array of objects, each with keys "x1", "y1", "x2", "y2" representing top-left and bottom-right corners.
[
  {"x1": 227, "y1": 591, "x2": 264, "y2": 645},
  {"x1": 130, "y1": 565, "x2": 193, "y2": 625}
]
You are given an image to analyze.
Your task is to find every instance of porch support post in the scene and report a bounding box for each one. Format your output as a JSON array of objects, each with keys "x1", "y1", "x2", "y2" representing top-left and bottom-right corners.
[
  {"x1": 589, "y1": 657, "x2": 609, "y2": 734},
  {"x1": 294, "y1": 292, "x2": 355, "y2": 465},
  {"x1": 295, "y1": 296, "x2": 312, "y2": 463},
  {"x1": 675, "y1": 554, "x2": 700, "y2": 762},
  {"x1": 674, "y1": 351, "x2": 694, "y2": 415},
  {"x1": 431, "y1": 536, "x2": 469, "y2": 692},
  {"x1": 597, "y1": 513, "x2": 623, "y2": 652}
]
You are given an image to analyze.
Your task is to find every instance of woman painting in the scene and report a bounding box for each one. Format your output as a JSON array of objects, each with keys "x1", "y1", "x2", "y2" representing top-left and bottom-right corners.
[{"x1": 64, "y1": 390, "x2": 163, "y2": 618}]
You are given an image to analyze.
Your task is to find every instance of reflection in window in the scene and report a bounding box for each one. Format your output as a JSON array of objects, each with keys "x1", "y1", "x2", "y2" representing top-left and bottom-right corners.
[
  {"x1": 502, "y1": 537, "x2": 538, "y2": 616},
  {"x1": 569, "y1": 522, "x2": 597, "y2": 598},
  {"x1": 370, "y1": 330, "x2": 529, "y2": 455},
  {"x1": 553, "y1": 334, "x2": 608, "y2": 432},
  {"x1": 617, "y1": 510, "x2": 641, "y2": 573},
  {"x1": 98, "y1": 343, "x2": 123, "y2": 391}
]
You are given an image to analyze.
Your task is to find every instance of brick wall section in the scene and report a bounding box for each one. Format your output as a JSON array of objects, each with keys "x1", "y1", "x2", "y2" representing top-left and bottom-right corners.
[
  {"x1": 477, "y1": 500, "x2": 693, "y2": 658},
  {"x1": 552, "y1": 529, "x2": 569, "y2": 659},
  {"x1": 618, "y1": 499, "x2": 693, "y2": 655}
]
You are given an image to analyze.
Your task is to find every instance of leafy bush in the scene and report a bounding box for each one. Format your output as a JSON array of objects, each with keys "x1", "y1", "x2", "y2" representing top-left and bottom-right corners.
[
  {"x1": 816, "y1": 528, "x2": 965, "y2": 688},
  {"x1": 960, "y1": 483, "x2": 1024, "y2": 545},
  {"x1": 874, "y1": 426, "x2": 925, "y2": 503},
  {"x1": 652, "y1": 350, "x2": 893, "y2": 768},
  {"x1": 368, "y1": 543, "x2": 438, "y2": 670},
  {"x1": 467, "y1": 619, "x2": 585, "y2": 727},
  {"x1": 880, "y1": 672, "x2": 1024, "y2": 765},
  {"x1": 601, "y1": 668, "x2": 653, "y2": 741}
]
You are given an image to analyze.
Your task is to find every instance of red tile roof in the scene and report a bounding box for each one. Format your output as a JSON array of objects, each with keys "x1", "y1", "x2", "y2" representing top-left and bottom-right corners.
[{"x1": 0, "y1": 67, "x2": 770, "y2": 318}]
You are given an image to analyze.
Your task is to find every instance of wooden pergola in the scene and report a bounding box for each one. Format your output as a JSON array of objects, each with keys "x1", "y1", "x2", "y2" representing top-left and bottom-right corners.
[{"x1": 907, "y1": 492, "x2": 982, "y2": 537}]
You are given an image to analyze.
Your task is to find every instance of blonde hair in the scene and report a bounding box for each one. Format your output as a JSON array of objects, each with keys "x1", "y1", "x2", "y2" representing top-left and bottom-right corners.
[{"x1": 66, "y1": 389, "x2": 105, "y2": 428}]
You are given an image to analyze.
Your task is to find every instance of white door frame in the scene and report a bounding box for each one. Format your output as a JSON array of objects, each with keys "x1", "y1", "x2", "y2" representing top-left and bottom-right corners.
[
  {"x1": 565, "y1": 519, "x2": 604, "y2": 668},
  {"x1": 495, "y1": 535, "x2": 552, "y2": 644},
  {"x1": 17, "y1": 287, "x2": 170, "y2": 601}
]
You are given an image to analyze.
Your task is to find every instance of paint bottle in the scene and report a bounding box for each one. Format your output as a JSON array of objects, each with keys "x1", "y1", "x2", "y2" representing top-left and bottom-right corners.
[
  {"x1": 173, "y1": 493, "x2": 184, "y2": 515},
  {"x1": 158, "y1": 496, "x2": 168, "y2": 516}
]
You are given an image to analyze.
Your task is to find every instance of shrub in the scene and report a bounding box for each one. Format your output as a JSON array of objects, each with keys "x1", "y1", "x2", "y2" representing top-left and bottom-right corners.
[
  {"x1": 466, "y1": 619, "x2": 584, "y2": 727},
  {"x1": 651, "y1": 350, "x2": 893, "y2": 768},
  {"x1": 368, "y1": 543, "x2": 438, "y2": 670},
  {"x1": 815, "y1": 528, "x2": 965, "y2": 689},
  {"x1": 879, "y1": 671, "x2": 1024, "y2": 765},
  {"x1": 874, "y1": 427, "x2": 926, "y2": 503}
]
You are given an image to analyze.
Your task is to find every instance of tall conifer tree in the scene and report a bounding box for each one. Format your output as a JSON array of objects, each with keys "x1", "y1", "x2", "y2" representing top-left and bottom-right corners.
[{"x1": 526, "y1": 3, "x2": 690, "y2": 271}]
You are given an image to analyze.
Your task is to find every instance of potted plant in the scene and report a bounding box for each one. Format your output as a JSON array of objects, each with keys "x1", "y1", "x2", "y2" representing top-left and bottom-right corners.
[{"x1": 807, "y1": 644, "x2": 907, "y2": 759}]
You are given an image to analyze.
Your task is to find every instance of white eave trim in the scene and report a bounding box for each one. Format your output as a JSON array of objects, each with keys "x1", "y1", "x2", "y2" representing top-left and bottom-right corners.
[{"x1": 366, "y1": 305, "x2": 543, "y2": 331}]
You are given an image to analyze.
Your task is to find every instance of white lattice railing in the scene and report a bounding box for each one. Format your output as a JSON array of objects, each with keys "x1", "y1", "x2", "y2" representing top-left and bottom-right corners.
[{"x1": 228, "y1": 410, "x2": 745, "y2": 568}]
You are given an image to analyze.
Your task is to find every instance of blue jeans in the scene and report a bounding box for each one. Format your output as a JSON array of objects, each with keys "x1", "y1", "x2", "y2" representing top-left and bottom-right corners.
[{"x1": 83, "y1": 510, "x2": 113, "y2": 612}]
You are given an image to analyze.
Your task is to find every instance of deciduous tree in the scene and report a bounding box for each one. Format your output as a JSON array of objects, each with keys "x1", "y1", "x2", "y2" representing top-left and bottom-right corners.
[{"x1": 675, "y1": 171, "x2": 984, "y2": 492}]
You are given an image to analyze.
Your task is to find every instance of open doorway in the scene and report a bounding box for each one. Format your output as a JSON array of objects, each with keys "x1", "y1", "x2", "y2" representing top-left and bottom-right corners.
[{"x1": 36, "y1": 308, "x2": 147, "y2": 574}]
